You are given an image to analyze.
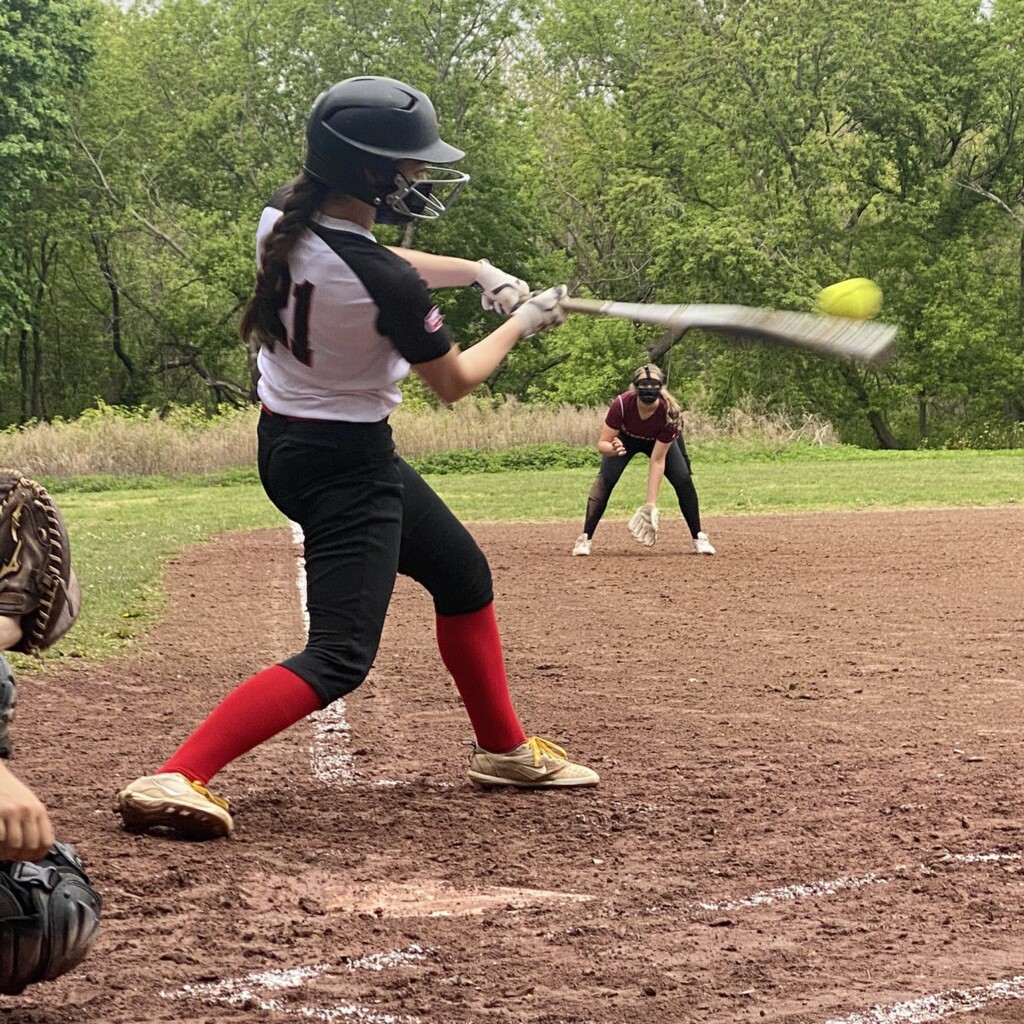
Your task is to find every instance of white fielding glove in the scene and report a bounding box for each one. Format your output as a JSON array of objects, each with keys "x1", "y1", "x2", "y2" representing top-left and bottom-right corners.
[
  {"x1": 627, "y1": 504, "x2": 660, "y2": 547},
  {"x1": 471, "y1": 259, "x2": 530, "y2": 316},
  {"x1": 511, "y1": 285, "x2": 568, "y2": 337}
]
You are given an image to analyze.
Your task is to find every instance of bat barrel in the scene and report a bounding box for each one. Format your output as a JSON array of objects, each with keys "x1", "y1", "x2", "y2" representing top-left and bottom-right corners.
[{"x1": 560, "y1": 296, "x2": 897, "y2": 366}]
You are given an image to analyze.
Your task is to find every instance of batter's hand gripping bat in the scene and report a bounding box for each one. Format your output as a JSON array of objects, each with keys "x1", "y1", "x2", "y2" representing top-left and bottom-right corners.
[{"x1": 560, "y1": 297, "x2": 897, "y2": 366}]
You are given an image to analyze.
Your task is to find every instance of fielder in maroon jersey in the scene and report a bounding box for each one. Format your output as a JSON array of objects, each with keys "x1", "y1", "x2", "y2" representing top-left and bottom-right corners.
[
  {"x1": 572, "y1": 364, "x2": 715, "y2": 556},
  {"x1": 115, "y1": 75, "x2": 598, "y2": 840}
]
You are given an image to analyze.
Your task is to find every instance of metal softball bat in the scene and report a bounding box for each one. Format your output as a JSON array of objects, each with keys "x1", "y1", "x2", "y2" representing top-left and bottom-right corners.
[{"x1": 561, "y1": 297, "x2": 897, "y2": 366}]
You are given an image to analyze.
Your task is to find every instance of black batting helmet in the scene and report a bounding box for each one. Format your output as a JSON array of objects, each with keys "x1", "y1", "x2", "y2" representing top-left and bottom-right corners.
[{"x1": 303, "y1": 76, "x2": 465, "y2": 216}]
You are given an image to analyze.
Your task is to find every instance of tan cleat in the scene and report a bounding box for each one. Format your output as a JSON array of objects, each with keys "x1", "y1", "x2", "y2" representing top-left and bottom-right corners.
[
  {"x1": 115, "y1": 772, "x2": 233, "y2": 839},
  {"x1": 468, "y1": 736, "x2": 599, "y2": 788},
  {"x1": 572, "y1": 533, "x2": 592, "y2": 556}
]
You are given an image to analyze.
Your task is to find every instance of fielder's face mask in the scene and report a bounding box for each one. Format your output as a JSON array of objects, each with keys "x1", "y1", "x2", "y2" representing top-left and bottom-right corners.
[
  {"x1": 376, "y1": 166, "x2": 470, "y2": 223},
  {"x1": 633, "y1": 364, "x2": 664, "y2": 404}
]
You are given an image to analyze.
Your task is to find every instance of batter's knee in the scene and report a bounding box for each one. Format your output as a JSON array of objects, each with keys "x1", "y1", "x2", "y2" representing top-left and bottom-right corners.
[
  {"x1": 432, "y1": 542, "x2": 493, "y2": 617},
  {"x1": 283, "y1": 645, "x2": 377, "y2": 707}
]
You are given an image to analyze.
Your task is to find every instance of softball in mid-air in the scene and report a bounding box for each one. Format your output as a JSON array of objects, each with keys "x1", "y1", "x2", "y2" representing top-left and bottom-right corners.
[{"x1": 816, "y1": 278, "x2": 883, "y2": 320}]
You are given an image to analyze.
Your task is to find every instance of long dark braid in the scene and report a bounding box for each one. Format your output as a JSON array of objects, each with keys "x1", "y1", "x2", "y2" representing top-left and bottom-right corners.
[{"x1": 239, "y1": 173, "x2": 329, "y2": 350}]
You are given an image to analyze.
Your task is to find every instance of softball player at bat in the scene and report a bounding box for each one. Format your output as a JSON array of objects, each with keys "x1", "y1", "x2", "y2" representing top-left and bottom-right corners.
[
  {"x1": 115, "y1": 75, "x2": 598, "y2": 840},
  {"x1": 572, "y1": 364, "x2": 715, "y2": 556}
]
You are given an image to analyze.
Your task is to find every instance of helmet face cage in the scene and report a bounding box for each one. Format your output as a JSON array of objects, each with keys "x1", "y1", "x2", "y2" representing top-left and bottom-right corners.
[{"x1": 382, "y1": 166, "x2": 470, "y2": 222}]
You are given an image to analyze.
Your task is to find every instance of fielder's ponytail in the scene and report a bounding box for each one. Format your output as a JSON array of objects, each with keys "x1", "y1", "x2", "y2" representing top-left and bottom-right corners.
[
  {"x1": 240, "y1": 174, "x2": 329, "y2": 351},
  {"x1": 661, "y1": 386, "x2": 685, "y2": 433}
]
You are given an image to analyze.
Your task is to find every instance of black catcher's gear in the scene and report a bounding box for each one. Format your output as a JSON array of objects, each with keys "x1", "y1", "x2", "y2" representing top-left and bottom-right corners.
[
  {"x1": 0, "y1": 655, "x2": 13, "y2": 760},
  {"x1": 0, "y1": 841, "x2": 102, "y2": 995}
]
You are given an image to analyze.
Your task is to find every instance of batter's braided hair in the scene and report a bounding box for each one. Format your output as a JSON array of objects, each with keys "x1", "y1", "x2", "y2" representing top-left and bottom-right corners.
[
  {"x1": 632, "y1": 364, "x2": 685, "y2": 433},
  {"x1": 240, "y1": 173, "x2": 329, "y2": 350}
]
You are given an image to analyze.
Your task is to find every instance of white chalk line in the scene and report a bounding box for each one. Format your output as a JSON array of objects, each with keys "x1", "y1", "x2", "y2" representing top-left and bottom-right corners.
[
  {"x1": 290, "y1": 524, "x2": 402, "y2": 789},
  {"x1": 161, "y1": 945, "x2": 428, "y2": 1023},
  {"x1": 695, "y1": 872, "x2": 887, "y2": 912},
  {"x1": 693, "y1": 851, "x2": 1022, "y2": 914},
  {"x1": 284, "y1": 525, "x2": 1024, "y2": 1024},
  {"x1": 161, "y1": 528, "x2": 426, "y2": 1022},
  {"x1": 948, "y1": 851, "x2": 1021, "y2": 864},
  {"x1": 822, "y1": 973, "x2": 1024, "y2": 1024}
]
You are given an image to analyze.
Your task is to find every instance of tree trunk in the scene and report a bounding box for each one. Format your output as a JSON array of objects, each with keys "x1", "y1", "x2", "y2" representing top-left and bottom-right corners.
[
  {"x1": 31, "y1": 321, "x2": 44, "y2": 419},
  {"x1": 867, "y1": 410, "x2": 900, "y2": 449},
  {"x1": 1018, "y1": 229, "x2": 1024, "y2": 330},
  {"x1": 839, "y1": 363, "x2": 900, "y2": 449},
  {"x1": 28, "y1": 237, "x2": 57, "y2": 419},
  {"x1": 17, "y1": 327, "x2": 29, "y2": 423},
  {"x1": 918, "y1": 394, "x2": 927, "y2": 440},
  {"x1": 90, "y1": 231, "x2": 135, "y2": 374}
]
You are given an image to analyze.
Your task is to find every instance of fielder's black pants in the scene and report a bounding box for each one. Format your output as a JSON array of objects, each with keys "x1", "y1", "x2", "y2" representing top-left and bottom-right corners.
[
  {"x1": 583, "y1": 434, "x2": 703, "y2": 539},
  {"x1": 257, "y1": 411, "x2": 493, "y2": 706}
]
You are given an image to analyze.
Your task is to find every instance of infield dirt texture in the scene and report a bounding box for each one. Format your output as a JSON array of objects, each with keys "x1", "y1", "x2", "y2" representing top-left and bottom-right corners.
[{"x1": 7, "y1": 507, "x2": 1024, "y2": 1024}]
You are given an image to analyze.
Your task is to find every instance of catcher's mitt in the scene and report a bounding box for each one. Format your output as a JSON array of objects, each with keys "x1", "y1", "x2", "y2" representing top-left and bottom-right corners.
[
  {"x1": 0, "y1": 841, "x2": 102, "y2": 995},
  {"x1": 0, "y1": 471, "x2": 80, "y2": 654},
  {"x1": 627, "y1": 504, "x2": 660, "y2": 547}
]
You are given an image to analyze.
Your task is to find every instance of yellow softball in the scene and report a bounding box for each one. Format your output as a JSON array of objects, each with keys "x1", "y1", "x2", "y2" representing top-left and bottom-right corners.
[{"x1": 816, "y1": 278, "x2": 883, "y2": 320}]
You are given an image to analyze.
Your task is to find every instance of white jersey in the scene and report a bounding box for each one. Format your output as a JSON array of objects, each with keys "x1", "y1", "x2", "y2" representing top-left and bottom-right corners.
[{"x1": 255, "y1": 190, "x2": 452, "y2": 421}]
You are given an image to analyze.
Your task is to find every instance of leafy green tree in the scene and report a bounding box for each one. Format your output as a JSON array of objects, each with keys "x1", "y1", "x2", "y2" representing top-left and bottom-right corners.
[
  {"x1": 526, "y1": 0, "x2": 1024, "y2": 446},
  {"x1": 0, "y1": 0, "x2": 95, "y2": 421},
  {"x1": 53, "y1": 0, "x2": 537, "y2": 414}
]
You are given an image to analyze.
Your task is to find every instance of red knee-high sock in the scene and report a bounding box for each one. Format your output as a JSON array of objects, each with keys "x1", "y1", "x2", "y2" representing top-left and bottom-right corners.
[
  {"x1": 435, "y1": 603, "x2": 527, "y2": 754},
  {"x1": 159, "y1": 665, "x2": 323, "y2": 785}
]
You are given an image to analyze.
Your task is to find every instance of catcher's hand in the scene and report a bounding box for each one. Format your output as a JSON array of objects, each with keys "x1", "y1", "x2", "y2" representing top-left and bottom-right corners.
[
  {"x1": 628, "y1": 504, "x2": 660, "y2": 547},
  {"x1": 0, "y1": 471, "x2": 80, "y2": 654},
  {"x1": 0, "y1": 764, "x2": 54, "y2": 861}
]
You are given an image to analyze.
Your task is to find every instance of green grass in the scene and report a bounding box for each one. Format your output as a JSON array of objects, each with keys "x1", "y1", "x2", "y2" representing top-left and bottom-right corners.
[
  {"x1": 12, "y1": 447, "x2": 1022, "y2": 667},
  {"x1": 19, "y1": 484, "x2": 290, "y2": 665},
  {"x1": 417, "y1": 447, "x2": 1024, "y2": 520}
]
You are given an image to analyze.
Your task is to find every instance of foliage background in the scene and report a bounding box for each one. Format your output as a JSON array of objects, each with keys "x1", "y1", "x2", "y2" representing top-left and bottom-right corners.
[{"x1": 2, "y1": 0, "x2": 1023, "y2": 450}]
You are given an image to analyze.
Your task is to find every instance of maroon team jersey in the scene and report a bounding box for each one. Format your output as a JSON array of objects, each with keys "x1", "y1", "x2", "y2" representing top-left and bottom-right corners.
[{"x1": 605, "y1": 391, "x2": 679, "y2": 444}]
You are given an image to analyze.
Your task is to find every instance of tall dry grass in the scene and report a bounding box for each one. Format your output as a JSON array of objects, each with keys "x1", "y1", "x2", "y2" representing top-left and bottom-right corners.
[{"x1": 0, "y1": 399, "x2": 837, "y2": 481}]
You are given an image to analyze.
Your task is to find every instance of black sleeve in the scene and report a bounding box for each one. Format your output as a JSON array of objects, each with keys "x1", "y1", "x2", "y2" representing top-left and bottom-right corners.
[{"x1": 309, "y1": 227, "x2": 453, "y2": 365}]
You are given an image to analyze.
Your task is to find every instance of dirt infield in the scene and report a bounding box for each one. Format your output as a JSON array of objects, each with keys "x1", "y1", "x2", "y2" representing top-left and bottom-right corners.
[{"x1": 5, "y1": 507, "x2": 1024, "y2": 1024}]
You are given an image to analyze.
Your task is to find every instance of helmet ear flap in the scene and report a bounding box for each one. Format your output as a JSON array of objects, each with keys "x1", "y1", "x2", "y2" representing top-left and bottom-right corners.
[{"x1": 360, "y1": 159, "x2": 401, "y2": 206}]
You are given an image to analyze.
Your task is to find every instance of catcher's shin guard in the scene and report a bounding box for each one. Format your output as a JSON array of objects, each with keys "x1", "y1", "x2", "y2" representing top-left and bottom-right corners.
[{"x1": 0, "y1": 841, "x2": 102, "y2": 995}]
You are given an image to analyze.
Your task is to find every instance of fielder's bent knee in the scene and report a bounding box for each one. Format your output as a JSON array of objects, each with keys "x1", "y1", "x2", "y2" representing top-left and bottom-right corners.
[{"x1": 589, "y1": 475, "x2": 611, "y2": 504}]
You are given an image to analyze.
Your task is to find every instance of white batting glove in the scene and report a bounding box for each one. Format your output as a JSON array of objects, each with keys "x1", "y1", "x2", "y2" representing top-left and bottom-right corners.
[
  {"x1": 627, "y1": 504, "x2": 660, "y2": 546},
  {"x1": 471, "y1": 259, "x2": 530, "y2": 316},
  {"x1": 511, "y1": 285, "x2": 568, "y2": 338}
]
